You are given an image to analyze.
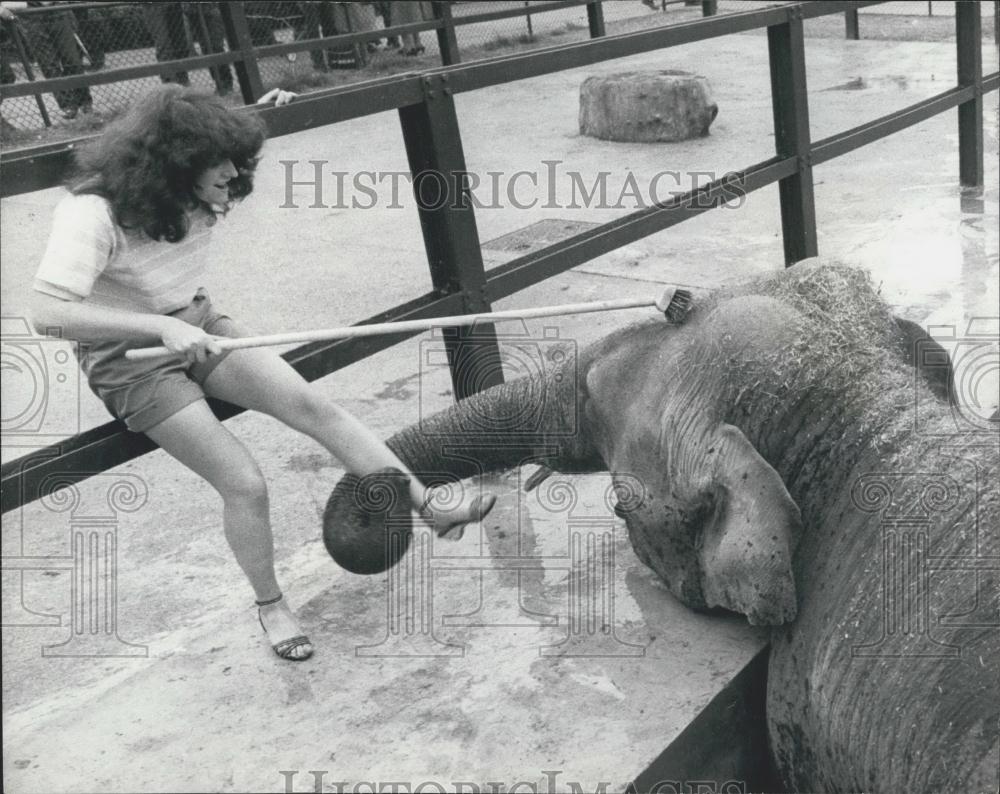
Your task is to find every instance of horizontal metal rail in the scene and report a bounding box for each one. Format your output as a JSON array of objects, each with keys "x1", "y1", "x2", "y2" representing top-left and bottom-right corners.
[
  {"x1": 485, "y1": 156, "x2": 796, "y2": 300},
  {"x1": 0, "y1": 50, "x2": 244, "y2": 100},
  {"x1": 449, "y1": 0, "x2": 587, "y2": 27},
  {"x1": 250, "y1": 19, "x2": 443, "y2": 60},
  {"x1": 430, "y1": 1, "x2": 882, "y2": 95},
  {"x1": 6, "y1": 1, "x2": 133, "y2": 14},
  {"x1": 811, "y1": 82, "x2": 987, "y2": 165}
]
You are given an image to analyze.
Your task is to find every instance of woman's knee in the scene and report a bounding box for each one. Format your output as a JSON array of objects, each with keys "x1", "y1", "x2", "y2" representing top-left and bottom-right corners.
[
  {"x1": 287, "y1": 386, "x2": 345, "y2": 429},
  {"x1": 218, "y1": 462, "x2": 268, "y2": 502}
]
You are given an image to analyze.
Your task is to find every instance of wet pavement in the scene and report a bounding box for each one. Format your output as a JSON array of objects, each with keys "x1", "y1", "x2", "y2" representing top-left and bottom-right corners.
[{"x1": 1, "y1": 17, "x2": 998, "y2": 794}]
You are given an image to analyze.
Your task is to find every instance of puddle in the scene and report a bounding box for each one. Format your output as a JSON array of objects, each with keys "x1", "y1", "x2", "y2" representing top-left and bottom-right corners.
[
  {"x1": 374, "y1": 372, "x2": 420, "y2": 401},
  {"x1": 822, "y1": 75, "x2": 910, "y2": 91}
]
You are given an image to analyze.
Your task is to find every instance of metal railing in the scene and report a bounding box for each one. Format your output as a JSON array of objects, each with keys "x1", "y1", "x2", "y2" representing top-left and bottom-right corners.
[
  {"x1": 6, "y1": 1, "x2": 949, "y2": 131},
  {"x1": 1, "y1": 0, "x2": 996, "y2": 513}
]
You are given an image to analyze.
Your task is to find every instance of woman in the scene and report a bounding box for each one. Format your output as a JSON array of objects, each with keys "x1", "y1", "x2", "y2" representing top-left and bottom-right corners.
[{"x1": 29, "y1": 85, "x2": 495, "y2": 661}]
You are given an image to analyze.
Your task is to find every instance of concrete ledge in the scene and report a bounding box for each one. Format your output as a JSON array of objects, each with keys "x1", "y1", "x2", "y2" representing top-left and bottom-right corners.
[{"x1": 631, "y1": 647, "x2": 779, "y2": 794}]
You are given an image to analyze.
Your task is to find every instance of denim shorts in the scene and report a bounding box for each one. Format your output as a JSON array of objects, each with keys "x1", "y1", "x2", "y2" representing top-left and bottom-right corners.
[{"x1": 81, "y1": 289, "x2": 246, "y2": 433}]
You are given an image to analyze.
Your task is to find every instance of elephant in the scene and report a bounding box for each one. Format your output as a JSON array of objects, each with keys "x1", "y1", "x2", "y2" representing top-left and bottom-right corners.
[{"x1": 324, "y1": 261, "x2": 999, "y2": 792}]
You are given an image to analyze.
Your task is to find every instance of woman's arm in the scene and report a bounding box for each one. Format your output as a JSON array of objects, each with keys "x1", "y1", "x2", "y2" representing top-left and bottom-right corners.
[{"x1": 29, "y1": 293, "x2": 222, "y2": 363}]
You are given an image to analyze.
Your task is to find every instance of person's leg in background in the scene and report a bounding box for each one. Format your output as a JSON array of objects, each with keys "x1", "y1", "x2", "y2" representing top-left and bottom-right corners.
[
  {"x1": 0, "y1": 18, "x2": 17, "y2": 134},
  {"x1": 184, "y1": 2, "x2": 233, "y2": 95},
  {"x1": 297, "y1": 0, "x2": 328, "y2": 71},
  {"x1": 19, "y1": 11, "x2": 76, "y2": 116},
  {"x1": 373, "y1": 2, "x2": 399, "y2": 49},
  {"x1": 316, "y1": 1, "x2": 350, "y2": 69},
  {"x1": 72, "y1": 6, "x2": 105, "y2": 70},
  {"x1": 392, "y1": 1, "x2": 426, "y2": 56},
  {"x1": 142, "y1": 2, "x2": 191, "y2": 85},
  {"x1": 47, "y1": 8, "x2": 91, "y2": 115},
  {"x1": 332, "y1": 2, "x2": 375, "y2": 62},
  {"x1": 0, "y1": 20, "x2": 16, "y2": 85}
]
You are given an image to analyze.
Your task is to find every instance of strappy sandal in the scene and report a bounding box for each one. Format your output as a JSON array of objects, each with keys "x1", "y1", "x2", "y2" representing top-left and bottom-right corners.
[
  {"x1": 421, "y1": 492, "x2": 497, "y2": 539},
  {"x1": 256, "y1": 593, "x2": 313, "y2": 662}
]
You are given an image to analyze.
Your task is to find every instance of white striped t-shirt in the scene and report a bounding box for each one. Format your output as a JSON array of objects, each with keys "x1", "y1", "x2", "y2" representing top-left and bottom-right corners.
[{"x1": 34, "y1": 193, "x2": 216, "y2": 314}]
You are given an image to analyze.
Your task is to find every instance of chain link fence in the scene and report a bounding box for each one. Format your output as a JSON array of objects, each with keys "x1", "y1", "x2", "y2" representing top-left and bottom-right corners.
[{"x1": 1, "y1": 3, "x2": 234, "y2": 132}]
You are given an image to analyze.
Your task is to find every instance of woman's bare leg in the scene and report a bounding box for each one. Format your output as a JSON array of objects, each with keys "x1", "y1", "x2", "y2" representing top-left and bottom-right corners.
[
  {"x1": 145, "y1": 399, "x2": 312, "y2": 658},
  {"x1": 203, "y1": 348, "x2": 494, "y2": 536}
]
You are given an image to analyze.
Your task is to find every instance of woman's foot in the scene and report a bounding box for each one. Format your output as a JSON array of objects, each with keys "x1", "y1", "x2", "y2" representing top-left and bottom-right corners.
[
  {"x1": 421, "y1": 492, "x2": 497, "y2": 541},
  {"x1": 256, "y1": 594, "x2": 313, "y2": 661}
]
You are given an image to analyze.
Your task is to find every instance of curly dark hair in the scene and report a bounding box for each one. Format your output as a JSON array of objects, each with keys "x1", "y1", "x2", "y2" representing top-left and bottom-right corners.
[{"x1": 69, "y1": 85, "x2": 267, "y2": 243}]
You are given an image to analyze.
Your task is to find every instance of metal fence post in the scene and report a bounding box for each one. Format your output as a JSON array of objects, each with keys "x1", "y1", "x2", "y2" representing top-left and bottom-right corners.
[
  {"x1": 432, "y1": 1, "x2": 460, "y2": 66},
  {"x1": 398, "y1": 75, "x2": 504, "y2": 400},
  {"x1": 768, "y1": 6, "x2": 818, "y2": 266},
  {"x1": 219, "y1": 1, "x2": 263, "y2": 103},
  {"x1": 956, "y1": 0, "x2": 984, "y2": 186},
  {"x1": 845, "y1": 8, "x2": 860, "y2": 39},
  {"x1": 587, "y1": 1, "x2": 606, "y2": 39}
]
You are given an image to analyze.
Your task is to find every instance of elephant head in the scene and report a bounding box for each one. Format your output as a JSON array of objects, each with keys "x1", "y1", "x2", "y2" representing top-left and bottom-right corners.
[{"x1": 580, "y1": 292, "x2": 814, "y2": 625}]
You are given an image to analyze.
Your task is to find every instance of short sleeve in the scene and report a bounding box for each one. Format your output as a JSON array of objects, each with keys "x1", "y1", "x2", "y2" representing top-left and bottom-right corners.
[{"x1": 33, "y1": 193, "x2": 118, "y2": 301}]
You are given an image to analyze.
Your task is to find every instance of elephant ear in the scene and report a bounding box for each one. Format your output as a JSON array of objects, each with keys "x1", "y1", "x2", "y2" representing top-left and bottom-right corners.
[{"x1": 697, "y1": 424, "x2": 803, "y2": 626}]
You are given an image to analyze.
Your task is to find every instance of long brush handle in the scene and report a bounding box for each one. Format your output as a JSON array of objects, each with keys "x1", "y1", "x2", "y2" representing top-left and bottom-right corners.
[{"x1": 125, "y1": 288, "x2": 684, "y2": 362}]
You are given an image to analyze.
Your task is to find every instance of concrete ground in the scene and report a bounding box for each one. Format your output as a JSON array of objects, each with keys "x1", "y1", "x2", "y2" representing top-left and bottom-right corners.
[{"x1": 1, "y1": 11, "x2": 998, "y2": 794}]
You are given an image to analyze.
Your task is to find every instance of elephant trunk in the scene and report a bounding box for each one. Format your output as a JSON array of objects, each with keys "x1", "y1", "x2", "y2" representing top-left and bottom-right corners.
[
  {"x1": 323, "y1": 368, "x2": 599, "y2": 575},
  {"x1": 386, "y1": 369, "x2": 601, "y2": 483}
]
